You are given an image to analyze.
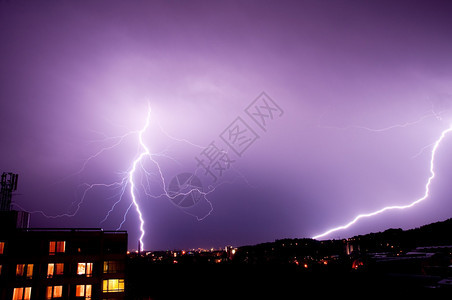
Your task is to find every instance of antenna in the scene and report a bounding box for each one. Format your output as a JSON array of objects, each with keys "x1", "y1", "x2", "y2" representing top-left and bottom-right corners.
[{"x1": 0, "y1": 172, "x2": 19, "y2": 211}]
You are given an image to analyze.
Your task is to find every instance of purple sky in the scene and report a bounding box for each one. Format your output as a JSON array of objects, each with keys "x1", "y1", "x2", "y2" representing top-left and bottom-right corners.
[{"x1": 2, "y1": 1, "x2": 452, "y2": 250}]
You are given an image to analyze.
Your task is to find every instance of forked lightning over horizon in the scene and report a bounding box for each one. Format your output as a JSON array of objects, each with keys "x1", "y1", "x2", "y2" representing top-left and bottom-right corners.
[
  {"x1": 14, "y1": 104, "x2": 213, "y2": 251},
  {"x1": 312, "y1": 123, "x2": 452, "y2": 240},
  {"x1": 124, "y1": 105, "x2": 210, "y2": 250},
  {"x1": 14, "y1": 104, "x2": 452, "y2": 249}
]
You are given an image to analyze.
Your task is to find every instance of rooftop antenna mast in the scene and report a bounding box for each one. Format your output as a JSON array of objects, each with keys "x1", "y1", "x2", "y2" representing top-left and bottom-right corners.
[{"x1": 0, "y1": 172, "x2": 19, "y2": 211}]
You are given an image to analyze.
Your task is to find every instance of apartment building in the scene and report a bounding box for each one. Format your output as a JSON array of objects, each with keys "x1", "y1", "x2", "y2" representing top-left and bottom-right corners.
[{"x1": 0, "y1": 219, "x2": 127, "y2": 300}]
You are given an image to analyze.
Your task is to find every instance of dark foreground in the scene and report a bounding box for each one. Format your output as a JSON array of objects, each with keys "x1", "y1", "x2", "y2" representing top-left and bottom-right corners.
[
  {"x1": 127, "y1": 220, "x2": 452, "y2": 299},
  {"x1": 127, "y1": 263, "x2": 450, "y2": 299}
]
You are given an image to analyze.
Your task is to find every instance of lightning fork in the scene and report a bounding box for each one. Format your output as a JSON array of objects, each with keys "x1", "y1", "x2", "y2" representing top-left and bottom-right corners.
[{"x1": 313, "y1": 124, "x2": 452, "y2": 240}]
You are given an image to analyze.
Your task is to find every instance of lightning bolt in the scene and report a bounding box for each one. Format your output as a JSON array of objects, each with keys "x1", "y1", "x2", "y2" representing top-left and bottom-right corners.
[
  {"x1": 111, "y1": 105, "x2": 213, "y2": 250},
  {"x1": 312, "y1": 124, "x2": 452, "y2": 240},
  {"x1": 318, "y1": 109, "x2": 444, "y2": 133},
  {"x1": 128, "y1": 105, "x2": 152, "y2": 249},
  {"x1": 14, "y1": 103, "x2": 255, "y2": 251},
  {"x1": 13, "y1": 104, "x2": 205, "y2": 251},
  {"x1": 76, "y1": 104, "x2": 217, "y2": 250}
]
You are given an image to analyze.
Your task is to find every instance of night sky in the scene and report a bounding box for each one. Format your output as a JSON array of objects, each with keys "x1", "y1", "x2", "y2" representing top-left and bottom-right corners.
[{"x1": 2, "y1": 1, "x2": 452, "y2": 251}]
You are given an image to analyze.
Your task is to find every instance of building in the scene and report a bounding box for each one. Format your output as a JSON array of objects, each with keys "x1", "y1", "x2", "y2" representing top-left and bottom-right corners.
[
  {"x1": 0, "y1": 172, "x2": 128, "y2": 300},
  {"x1": 345, "y1": 239, "x2": 361, "y2": 255},
  {"x1": 0, "y1": 226, "x2": 127, "y2": 300}
]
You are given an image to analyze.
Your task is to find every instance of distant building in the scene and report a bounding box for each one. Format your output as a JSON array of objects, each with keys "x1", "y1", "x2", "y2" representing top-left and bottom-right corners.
[
  {"x1": 224, "y1": 246, "x2": 237, "y2": 261},
  {"x1": 346, "y1": 240, "x2": 360, "y2": 255},
  {"x1": 0, "y1": 212, "x2": 127, "y2": 300}
]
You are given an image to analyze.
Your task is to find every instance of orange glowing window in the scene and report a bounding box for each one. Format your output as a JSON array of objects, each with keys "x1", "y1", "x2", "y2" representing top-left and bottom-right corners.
[
  {"x1": 26, "y1": 264, "x2": 33, "y2": 279},
  {"x1": 47, "y1": 264, "x2": 54, "y2": 278},
  {"x1": 46, "y1": 286, "x2": 63, "y2": 299},
  {"x1": 12, "y1": 287, "x2": 31, "y2": 300},
  {"x1": 102, "y1": 279, "x2": 124, "y2": 293},
  {"x1": 55, "y1": 263, "x2": 64, "y2": 275},
  {"x1": 49, "y1": 241, "x2": 65, "y2": 255},
  {"x1": 16, "y1": 264, "x2": 33, "y2": 279},
  {"x1": 16, "y1": 264, "x2": 25, "y2": 276},
  {"x1": 49, "y1": 242, "x2": 55, "y2": 255},
  {"x1": 56, "y1": 241, "x2": 65, "y2": 253},
  {"x1": 76, "y1": 285, "x2": 92, "y2": 299},
  {"x1": 103, "y1": 261, "x2": 124, "y2": 273},
  {"x1": 0, "y1": 241, "x2": 5, "y2": 254},
  {"x1": 77, "y1": 263, "x2": 93, "y2": 277},
  {"x1": 47, "y1": 263, "x2": 64, "y2": 278}
]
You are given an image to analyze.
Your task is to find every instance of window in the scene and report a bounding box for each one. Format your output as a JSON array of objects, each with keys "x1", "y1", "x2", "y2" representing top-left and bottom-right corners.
[
  {"x1": 55, "y1": 263, "x2": 64, "y2": 275},
  {"x1": 47, "y1": 263, "x2": 64, "y2": 278},
  {"x1": 46, "y1": 286, "x2": 63, "y2": 299},
  {"x1": 56, "y1": 241, "x2": 65, "y2": 253},
  {"x1": 16, "y1": 264, "x2": 33, "y2": 279},
  {"x1": 47, "y1": 264, "x2": 53, "y2": 278},
  {"x1": 0, "y1": 241, "x2": 4, "y2": 254},
  {"x1": 0, "y1": 264, "x2": 2, "y2": 275},
  {"x1": 26, "y1": 265, "x2": 33, "y2": 279},
  {"x1": 49, "y1": 241, "x2": 65, "y2": 255},
  {"x1": 16, "y1": 264, "x2": 24, "y2": 276},
  {"x1": 103, "y1": 261, "x2": 124, "y2": 274},
  {"x1": 12, "y1": 287, "x2": 31, "y2": 300},
  {"x1": 75, "y1": 285, "x2": 92, "y2": 299},
  {"x1": 102, "y1": 279, "x2": 124, "y2": 293},
  {"x1": 49, "y1": 242, "x2": 54, "y2": 254},
  {"x1": 77, "y1": 263, "x2": 93, "y2": 277}
]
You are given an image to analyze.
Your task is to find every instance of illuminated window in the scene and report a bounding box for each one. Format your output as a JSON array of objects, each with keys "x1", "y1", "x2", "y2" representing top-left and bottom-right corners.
[
  {"x1": 56, "y1": 241, "x2": 65, "y2": 253},
  {"x1": 77, "y1": 262, "x2": 93, "y2": 277},
  {"x1": 26, "y1": 265, "x2": 33, "y2": 279},
  {"x1": 0, "y1": 241, "x2": 4, "y2": 254},
  {"x1": 16, "y1": 264, "x2": 33, "y2": 279},
  {"x1": 103, "y1": 261, "x2": 124, "y2": 274},
  {"x1": 75, "y1": 285, "x2": 92, "y2": 299},
  {"x1": 55, "y1": 263, "x2": 64, "y2": 275},
  {"x1": 46, "y1": 286, "x2": 63, "y2": 299},
  {"x1": 47, "y1": 263, "x2": 64, "y2": 278},
  {"x1": 102, "y1": 279, "x2": 124, "y2": 293},
  {"x1": 12, "y1": 287, "x2": 31, "y2": 300},
  {"x1": 47, "y1": 264, "x2": 54, "y2": 278},
  {"x1": 49, "y1": 241, "x2": 65, "y2": 255},
  {"x1": 16, "y1": 264, "x2": 25, "y2": 277},
  {"x1": 49, "y1": 242, "x2": 55, "y2": 255},
  {"x1": 0, "y1": 265, "x2": 2, "y2": 275}
]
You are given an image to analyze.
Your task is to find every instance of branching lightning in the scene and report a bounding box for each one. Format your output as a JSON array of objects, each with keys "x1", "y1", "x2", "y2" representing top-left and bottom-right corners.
[
  {"x1": 14, "y1": 103, "x2": 226, "y2": 251},
  {"x1": 20, "y1": 99, "x2": 445, "y2": 246},
  {"x1": 94, "y1": 104, "x2": 214, "y2": 250},
  {"x1": 318, "y1": 109, "x2": 444, "y2": 133},
  {"x1": 127, "y1": 105, "x2": 152, "y2": 249},
  {"x1": 312, "y1": 123, "x2": 452, "y2": 240}
]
